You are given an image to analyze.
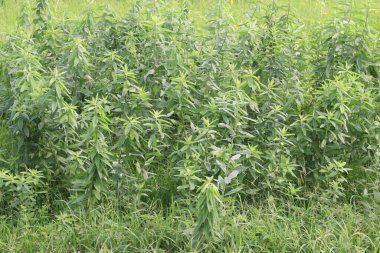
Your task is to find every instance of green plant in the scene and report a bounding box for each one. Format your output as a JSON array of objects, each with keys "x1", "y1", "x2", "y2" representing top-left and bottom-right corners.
[
  {"x1": 312, "y1": 2, "x2": 379, "y2": 83},
  {"x1": 0, "y1": 169, "x2": 45, "y2": 213},
  {"x1": 0, "y1": 0, "x2": 379, "y2": 251},
  {"x1": 194, "y1": 177, "x2": 222, "y2": 249}
]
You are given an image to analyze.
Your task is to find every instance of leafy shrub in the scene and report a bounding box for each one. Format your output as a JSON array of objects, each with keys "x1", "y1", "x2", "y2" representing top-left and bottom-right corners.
[
  {"x1": 0, "y1": 169, "x2": 45, "y2": 213},
  {"x1": 0, "y1": 0, "x2": 379, "y2": 241},
  {"x1": 312, "y1": 3, "x2": 379, "y2": 83}
]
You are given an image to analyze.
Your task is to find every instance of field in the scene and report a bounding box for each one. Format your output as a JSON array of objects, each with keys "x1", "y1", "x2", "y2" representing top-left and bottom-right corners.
[
  {"x1": 1, "y1": 0, "x2": 380, "y2": 36},
  {"x1": 0, "y1": 0, "x2": 379, "y2": 252}
]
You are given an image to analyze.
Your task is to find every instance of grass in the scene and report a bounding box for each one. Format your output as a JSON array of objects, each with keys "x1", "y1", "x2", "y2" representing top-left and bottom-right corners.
[
  {"x1": 0, "y1": 200, "x2": 379, "y2": 252},
  {"x1": 1, "y1": 0, "x2": 379, "y2": 40}
]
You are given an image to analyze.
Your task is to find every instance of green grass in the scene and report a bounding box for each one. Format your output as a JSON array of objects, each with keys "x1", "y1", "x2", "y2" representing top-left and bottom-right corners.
[
  {"x1": 1, "y1": 200, "x2": 379, "y2": 252},
  {"x1": 1, "y1": 0, "x2": 379, "y2": 40}
]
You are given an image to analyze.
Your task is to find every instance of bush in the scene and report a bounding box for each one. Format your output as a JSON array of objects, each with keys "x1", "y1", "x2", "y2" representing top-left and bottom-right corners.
[{"x1": 0, "y1": 0, "x2": 379, "y2": 249}]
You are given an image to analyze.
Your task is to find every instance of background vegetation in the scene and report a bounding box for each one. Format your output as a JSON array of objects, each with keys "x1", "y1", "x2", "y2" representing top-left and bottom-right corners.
[
  {"x1": 0, "y1": 0, "x2": 379, "y2": 252},
  {"x1": 1, "y1": 0, "x2": 379, "y2": 39}
]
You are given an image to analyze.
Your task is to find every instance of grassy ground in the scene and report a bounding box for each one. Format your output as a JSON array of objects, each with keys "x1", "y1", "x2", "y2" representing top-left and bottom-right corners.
[
  {"x1": 1, "y1": 200, "x2": 379, "y2": 252},
  {"x1": 1, "y1": 0, "x2": 379, "y2": 41}
]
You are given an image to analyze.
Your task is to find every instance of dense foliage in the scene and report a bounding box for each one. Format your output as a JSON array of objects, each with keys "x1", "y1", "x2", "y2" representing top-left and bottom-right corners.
[{"x1": 0, "y1": 0, "x2": 379, "y2": 251}]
